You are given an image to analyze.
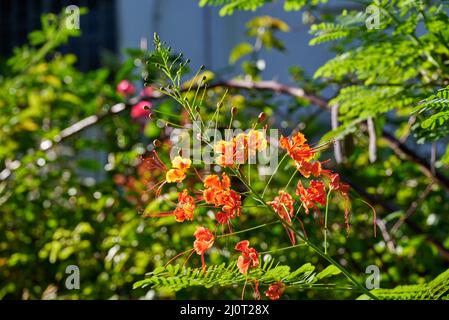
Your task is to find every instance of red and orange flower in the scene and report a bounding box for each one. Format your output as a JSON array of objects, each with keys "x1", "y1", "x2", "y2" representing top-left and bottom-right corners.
[
  {"x1": 214, "y1": 130, "x2": 267, "y2": 167},
  {"x1": 296, "y1": 180, "x2": 327, "y2": 215},
  {"x1": 265, "y1": 282, "x2": 285, "y2": 300},
  {"x1": 193, "y1": 226, "x2": 215, "y2": 270},
  {"x1": 280, "y1": 132, "x2": 331, "y2": 178},
  {"x1": 174, "y1": 189, "x2": 196, "y2": 222},
  {"x1": 268, "y1": 191, "x2": 296, "y2": 245},
  {"x1": 279, "y1": 132, "x2": 315, "y2": 164},
  {"x1": 202, "y1": 173, "x2": 241, "y2": 225},
  {"x1": 235, "y1": 240, "x2": 259, "y2": 274},
  {"x1": 166, "y1": 156, "x2": 191, "y2": 183}
]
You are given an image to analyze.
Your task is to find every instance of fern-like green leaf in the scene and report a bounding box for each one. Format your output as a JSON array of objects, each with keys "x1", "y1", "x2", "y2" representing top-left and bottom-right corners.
[
  {"x1": 413, "y1": 86, "x2": 449, "y2": 141},
  {"x1": 134, "y1": 260, "x2": 342, "y2": 292},
  {"x1": 309, "y1": 23, "x2": 351, "y2": 46},
  {"x1": 357, "y1": 268, "x2": 449, "y2": 300}
]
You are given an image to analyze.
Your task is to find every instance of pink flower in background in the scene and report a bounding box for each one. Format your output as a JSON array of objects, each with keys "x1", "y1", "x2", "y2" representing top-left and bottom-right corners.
[
  {"x1": 131, "y1": 100, "x2": 152, "y2": 119},
  {"x1": 140, "y1": 86, "x2": 154, "y2": 97},
  {"x1": 116, "y1": 80, "x2": 136, "y2": 97}
]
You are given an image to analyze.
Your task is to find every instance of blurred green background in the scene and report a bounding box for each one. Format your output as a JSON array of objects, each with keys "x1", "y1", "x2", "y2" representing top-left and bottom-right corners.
[{"x1": 1, "y1": 1, "x2": 449, "y2": 299}]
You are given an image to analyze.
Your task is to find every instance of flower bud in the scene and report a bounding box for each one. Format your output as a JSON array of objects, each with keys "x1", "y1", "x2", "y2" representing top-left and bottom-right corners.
[
  {"x1": 153, "y1": 139, "x2": 161, "y2": 148},
  {"x1": 231, "y1": 106, "x2": 238, "y2": 117}
]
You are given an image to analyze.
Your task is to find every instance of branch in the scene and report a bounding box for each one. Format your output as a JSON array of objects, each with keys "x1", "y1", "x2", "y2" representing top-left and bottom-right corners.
[{"x1": 367, "y1": 117, "x2": 377, "y2": 163}]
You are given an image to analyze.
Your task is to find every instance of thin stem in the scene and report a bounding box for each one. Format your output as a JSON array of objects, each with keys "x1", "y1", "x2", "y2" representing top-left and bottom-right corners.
[
  {"x1": 216, "y1": 220, "x2": 278, "y2": 239},
  {"x1": 262, "y1": 152, "x2": 289, "y2": 198},
  {"x1": 284, "y1": 169, "x2": 298, "y2": 191},
  {"x1": 324, "y1": 190, "x2": 332, "y2": 254},
  {"x1": 259, "y1": 243, "x2": 307, "y2": 255}
]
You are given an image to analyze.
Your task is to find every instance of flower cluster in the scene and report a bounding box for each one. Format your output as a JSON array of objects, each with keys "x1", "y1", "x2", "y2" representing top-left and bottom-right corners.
[
  {"x1": 142, "y1": 127, "x2": 352, "y2": 300},
  {"x1": 174, "y1": 189, "x2": 196, "y2": 222},
  {"x1": 273, "y1": 132, "x2": 351, "y2": 235},
  {"x1": 214, "y1": 129, "x2": 267, "y2": 167},
  {"x1": 202, "y1": 173, "x2": 242, "y2": 225}
]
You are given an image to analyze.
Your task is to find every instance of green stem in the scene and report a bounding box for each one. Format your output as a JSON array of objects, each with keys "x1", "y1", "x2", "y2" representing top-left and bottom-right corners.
[
  {"x1": 259, "y1": 243, "x2": 307, "y2": 255},
  {"x1": 262, "y1": 152, "x2": 289, "y2": 198},
  {"x1": 324, "y1": 190, "x2": 332, "y2": 255},
  {"x1": 216, "y1": 220, "x2": 278, "y2": 239}
]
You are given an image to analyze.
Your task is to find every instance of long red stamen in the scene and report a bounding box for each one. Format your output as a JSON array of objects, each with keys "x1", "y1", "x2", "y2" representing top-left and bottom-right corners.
[
  {"x1": 296, "y1": 216, "x2": 308, "y2": 239},
  {"x1": 183, "y1": 249, "x2": 195, "y2": 267},
  {"x1": 252, "y1": 280, "x2": 261, "y2": 300},
  {"x1": 142, "y1": 211, "x2": 174, "y2": 218},
  {"x1": 164, "y1": 248, "x2": 194, "y2": 267},
  {"x1": 151, "y1": 150, "x2": 168, "y2": 170}
]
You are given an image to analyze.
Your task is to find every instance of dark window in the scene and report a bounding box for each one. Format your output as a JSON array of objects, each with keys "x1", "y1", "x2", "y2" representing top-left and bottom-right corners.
[{"x1": 0, "y1": 0, "x2": 117, "y2": 70}]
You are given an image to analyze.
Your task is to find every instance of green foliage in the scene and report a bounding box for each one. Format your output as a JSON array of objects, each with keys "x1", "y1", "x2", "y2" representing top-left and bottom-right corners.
[
  {"x1": 199, "y1": 0, "x2": 269, "y2": 16},
  {"x1": 358, "y1": 268, "x2": 449, "y2": 300},
  {"x1": 2, "y1": 1, "x2": 449, "y2": 301},
  {"x1": 308, "y1": 10, "x2": 367, "y2": 46},
  {"x1": 198, "y1": 0, "x2": 327, "y2": 15},
  {"x1": 413, "y1": 86, "x2": 449, "y2": 142},
  {"x1": 309, "y1": 23, "x2": 352, "y2": 46},
  {"x1": 134, "y1": 260, "x2": 341, "y2": 292},
  {"x1": 229, "y1": 16, "x2": 290, "y2": 79},
  {"x1": 0, "y1": 11, "x2": 160, "y2": 299},
  {"x1": 229, "y1": 42, "x2": 253, "y2": 64}
]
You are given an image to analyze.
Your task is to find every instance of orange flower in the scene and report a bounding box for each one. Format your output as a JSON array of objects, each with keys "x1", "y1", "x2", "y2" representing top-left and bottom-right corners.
[
  {"x1": 221, "y1": 190, "x2": 241, "y2": 217},
  {"x1": 247, "y1": 129, "x2": 267, "y2": 153},
  {"x1": 174, "y1": 189, "x2": 196, "y2": 222},
  {"x1": 296, "y1": 180, "x2": 327, "y2": 214},
  {"x1": 203, "y1": 173, "x2": 241, "y2": 224},
  {"x1": 268, "y1": 191, "x2": 296, "y2": 245},
  {"x1": 235, "y1": 240, "x2": 259, "y2": 274},
  {"x1": 268, "y1": 190, "x2": 294, "y2": 221},
  {"x1": 166, "y1": 168, "x2": 186, "y2": 183},
  {"x1": 214, "y1": 130, "x2": 267, "y2": 167},
  {"x1": 214, "y1": 139, "x2": 242, "y2": 167},
  {"x1": 172, "y1": 156, "x2": 192, "y2": 171},
  {"x1": 204, "y1": 173, "x2": 230, "y2": 190},
  {"x1": 265, "y1": 282, "x2": 285, "y2": 300},
  {"x1": 279, "y1": 132, "x2": 332, "y2": 179},
  {"x1": 279, "y1": 132, "x2": 315, "y2": 163},
  {"x1": 165, "y1": 156, "x2": 191, "y2": 183},
  {"x1": 194, "y1": 227, "x2": 215, "y2": 255},
  {"x1": 328, "y1": 172, "x2": 350, "y2": 195},
  {"x1": 193, "y1": 226, "x2": 215, "y2": 270},
  {"x1": 295, "y1": 160, "x2": 325, "y2": 178}
]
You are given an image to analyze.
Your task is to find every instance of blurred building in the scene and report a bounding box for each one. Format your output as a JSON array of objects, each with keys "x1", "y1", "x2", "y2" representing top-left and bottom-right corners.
[{"x1": 0, "y1": 0, "x2": 341, "y2": 79}]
